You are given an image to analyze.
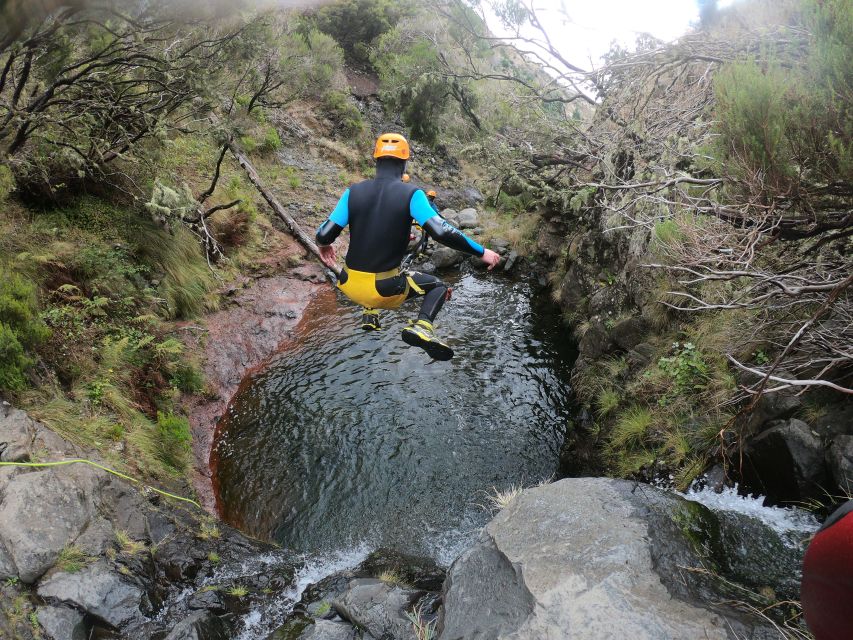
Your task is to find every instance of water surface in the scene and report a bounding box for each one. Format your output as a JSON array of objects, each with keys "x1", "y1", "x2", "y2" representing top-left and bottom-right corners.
[{"x1": 213, "y1": 270, "x2": 577, "y2": 560}]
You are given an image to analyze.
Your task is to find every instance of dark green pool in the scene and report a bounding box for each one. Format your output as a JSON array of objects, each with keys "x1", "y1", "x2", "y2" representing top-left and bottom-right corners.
[{"x1": 212, "y1": 270, "x2": 577, "y2": 561}]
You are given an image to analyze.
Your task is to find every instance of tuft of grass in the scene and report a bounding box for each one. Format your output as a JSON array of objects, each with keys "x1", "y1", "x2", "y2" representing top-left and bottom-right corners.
[
  {"x1": 601, "y1": 356, "x2": 628, "y2": 379},
  {"x1": 610, "y1": 405, "x2": 654, "y2": 450},
  {"x1": 114, "y1": 530, "x2": 146, "y2": 555},
  {"x1": 315, "y1": 600, "x2": 332, "y2": 616},
  {"x1": 56, "y1": 545, "x2": 89, "y2": 573},
  {"x1": 487, "y1": 484, "x2": 522, "y2": 511},
  {"x1": 595, "y1": 387, "x2": 621, "y2": 419},
  {"x1": 138, "y1": 226, "x2": 217, "y2": 320},
  {"x1": 227, "y1": 584, "x2": 248, "y2": 598},
  {"x1": 378, "y1": 570, "x2": 410, "y2": 588},
  {"x1": 198, "y1": 521, "x2": 221, "y2": 541},
  {"x1": 406, "y1": 602, "x2": 437, "y2": 640},
  {"x1": 613, "y1": 448, "x2": 657, "y2": 477},
  {"x1": 208, "y1": 551, "x2": 220, "y2": 564}
]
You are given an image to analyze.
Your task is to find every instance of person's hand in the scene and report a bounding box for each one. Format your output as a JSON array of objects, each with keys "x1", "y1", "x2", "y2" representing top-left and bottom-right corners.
[
  {"x1": 318, "y1": 244, "x2": 336, "y2": 268},
  {"x1": 481, "y1": 248, "x2": 501, "y2": 271}
]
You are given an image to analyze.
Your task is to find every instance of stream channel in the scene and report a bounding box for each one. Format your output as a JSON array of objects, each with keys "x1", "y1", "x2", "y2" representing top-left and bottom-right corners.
[{"x1": 212, "y1": 268, "x2": 577, "y2": 564}]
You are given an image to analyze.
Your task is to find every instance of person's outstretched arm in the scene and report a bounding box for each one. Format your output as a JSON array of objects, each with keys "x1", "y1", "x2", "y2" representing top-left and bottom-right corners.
[
  {"x1": 316, "y1": 189, "x2": 350, "y2": 267},
  {"x1": 410, "y1": 190, "x2": 500, "y2": 270}
]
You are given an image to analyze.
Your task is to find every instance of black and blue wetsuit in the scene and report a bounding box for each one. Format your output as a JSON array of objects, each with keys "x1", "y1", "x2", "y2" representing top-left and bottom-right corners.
[{"x1": 317, "y1": 160, "x2": 484, "y2": 321}]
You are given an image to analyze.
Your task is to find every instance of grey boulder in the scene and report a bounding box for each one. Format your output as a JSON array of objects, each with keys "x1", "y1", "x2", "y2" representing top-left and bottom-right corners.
[
  {"x1": 0, "y1": 466, "x2": 99, "y2": 583},
  {"x1": 439, "y1": 478, "x2": 781, "y2": 640},
  {"x1": 297, "y1": 619, "x2": 358, "y2": 640},
  {"x1": 164, "y1": 610, "x2": 230, "y2": 640},
  {"x1": 456, "y1": 208, "x2": 479, "y2": 229},
  {"x1": 828, "y1": 434, "x2": 853, "y2": 494},
  {"x1": 332, "y1": 578, "x2": 417, "y2": 640},
  {"x1": 430, "y1": 247, "x2": 463, "y2": 269},
  {"x1": 743, "y1": 418, "x2": 830, "y2": 501},
  {"x1": 36, "y1": 605, "x2": 87, "y2": 640},
  {"x1": 38, "y1": 561, "x2": 143, "y2": 629}
]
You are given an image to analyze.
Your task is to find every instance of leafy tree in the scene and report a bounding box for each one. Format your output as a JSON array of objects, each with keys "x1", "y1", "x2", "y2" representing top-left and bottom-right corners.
[{"x1": 311, "y1": 0, "x2": 407, "y2": 67}]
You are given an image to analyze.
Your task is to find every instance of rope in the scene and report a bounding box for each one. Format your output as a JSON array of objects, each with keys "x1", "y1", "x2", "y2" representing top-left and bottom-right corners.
[{"x1": 0, "y1": 458, "x2": 201, "y2": 508}]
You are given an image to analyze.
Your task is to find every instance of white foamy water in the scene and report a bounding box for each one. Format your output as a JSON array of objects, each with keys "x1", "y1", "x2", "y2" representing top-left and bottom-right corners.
[
  {"x1": 233, "y1": 544, "x2": 371, "y2": 640},
  {"x1": 681, "y1": 483, "x2": 820, "y2": 536}
]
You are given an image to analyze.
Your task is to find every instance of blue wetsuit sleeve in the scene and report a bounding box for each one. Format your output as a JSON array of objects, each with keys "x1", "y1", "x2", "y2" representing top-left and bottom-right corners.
[
  {"x1": 329, "y1": 189, "x2": 350, "y2": 227},
  {"x1": 411, "y1": 190, "x2": 484, "y2": 257},
  {"x1": 410, "y1": 190, "x2": 437, "y2": 225},
  {"x1": 316, "y1": 189, "x2": 349, "y2": 245}
]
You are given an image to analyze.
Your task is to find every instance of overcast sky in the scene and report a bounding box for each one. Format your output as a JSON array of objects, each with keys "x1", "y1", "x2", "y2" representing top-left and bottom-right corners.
[{"x1": 485, "y1": 0, "x2": 739, "y2": 69}]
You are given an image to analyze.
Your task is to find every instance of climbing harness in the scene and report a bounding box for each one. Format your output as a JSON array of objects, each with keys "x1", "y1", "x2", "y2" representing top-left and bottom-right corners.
[{"x1": 0, "y1": 458, "x2": 202, "y2": 508}]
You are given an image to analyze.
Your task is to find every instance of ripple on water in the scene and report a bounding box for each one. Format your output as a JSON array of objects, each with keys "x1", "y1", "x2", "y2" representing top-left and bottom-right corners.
[{"x1": 213, "y1": 271, "x2": 577, "y2": 557}]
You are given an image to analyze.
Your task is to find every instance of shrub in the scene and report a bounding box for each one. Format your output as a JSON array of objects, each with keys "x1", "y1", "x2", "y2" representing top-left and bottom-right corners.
[
  {"x1": 657, "y1": 342, "x2": 710, "y2": 397},
  {"x1": 0, "y1": 267, "x2": 50, "y2": 390},
  {"x1": 313, "y1": 0, "x2": 406, "y2": 66},
  {"x1": 713, "y1": 61, "x2": 794, "y2": 190},
  {"x1": 156, "y1": 411, "x2": 191, "y2": 471}
]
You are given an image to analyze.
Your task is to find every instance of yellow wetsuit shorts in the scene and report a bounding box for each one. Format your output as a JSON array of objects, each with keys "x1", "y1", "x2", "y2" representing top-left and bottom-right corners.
[{"x1": 337, "y1": 267, "x2": 422, "y2": 310}]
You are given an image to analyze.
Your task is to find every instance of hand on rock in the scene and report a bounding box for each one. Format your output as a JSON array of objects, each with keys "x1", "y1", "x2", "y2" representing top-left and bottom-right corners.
[{"x1": 481, "y1": 248, "x2": 501, "y2": 271}]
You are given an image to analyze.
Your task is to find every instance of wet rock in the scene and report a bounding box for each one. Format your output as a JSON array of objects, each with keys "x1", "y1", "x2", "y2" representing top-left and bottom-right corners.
[
  {"x1": 814, "y1": 400, "x2": 853, "y2": 438},
  {"x1": 293, "y1": 570, "x2": 353, "y2": 618},
  {"x1": 490, "y1": 238, "x2": 510, "y2": 254},
  {"x1": 154, "y1": 534, "x2": 210, "y2": 583},
  {"x1": 430, "y1": 247, "x2": 463, "y2": 270},
  {"x1": 559, "y1": 264, "x2": 587, "y2": 309},
  {"x1": 610, "y1": 316, "x2": 648, "y2": 351},
  {"x1": 440, "y1": 478, "x2": 781, "y2": 640},
  {"x1": 578, "y1": 321, "x2": 614, "y2": 360},
  {"x1": 743, "y1": 418, "x2": 830, "y2": 502},
  {"x1": 827, "y1": 435, "x2": 853, "y2": 494},
  {"x1": 469, "y1": 255, "x2": 488, "y2": 270},
  {"x1": 502, "y1": 251, "x2": 519, "y2": 273},
  {"x1": 714, "y1": 510, "x2": 804, "y2": 601},
  {"x1": 164, "y1": 610, "x2": 230, "y2": 640},
  {"x1": 701, "y1": 464, "x2": 728, "y2": 493},
  {"x1": 187, "y1": 588, "x2": 226, "y2": 613},
  {"x1": 269, "y1": 616, "x2": 352, "y2": 640},
  {"x1": 358, "y1": 548, "x2": 446, "y2": 591},
  {"x1": 456, "y1": 208, "x2": 479, "y2": 229},
  {"x1": 292, "y1": 265, "x2": 326, "y2": 284},
  {"x1": 626, "y1": 342, "x2": 656, "y2": 369},
  {"x1": 38, "y1": 561, "x2": 143, "y2": 629},
  {"x1": 745, "y1": 391, "x2": 802, "y2": 436},
  {"x1": 589, "y1": 282, "x2": 629, "y2": 317},
  {"x1": 0, "y1": 466, "x2": 98, "y2": 583},
  {"x1": 418, "y1": 261, "x2": 436, "y2": 274},
  {"x1": 297, "y1": 619, "x2": 357, "y2": 640},
  {"x1": 332, "y1": 578, "x2": 418, "y2": 640},
  {"x1": 36, "y1": 605, "x2": 87, "y2": 640}
]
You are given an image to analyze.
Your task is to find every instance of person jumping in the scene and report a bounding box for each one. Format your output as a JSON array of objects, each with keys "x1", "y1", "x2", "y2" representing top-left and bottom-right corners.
[{"x1": 316, "y1": 133, "x2": 500, "y2": 361}]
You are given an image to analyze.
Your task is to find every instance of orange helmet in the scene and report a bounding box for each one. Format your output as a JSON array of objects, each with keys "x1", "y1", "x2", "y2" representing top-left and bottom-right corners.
[
  {"x1": 373, "y1": 133, "x2": 410, "y2": 160},
  {"x1": 426, "y1": 190, "x2": 437, "y2": 198},
  {"x1": 401, "y1": 173, "x2": 410, "y2": 182}
]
